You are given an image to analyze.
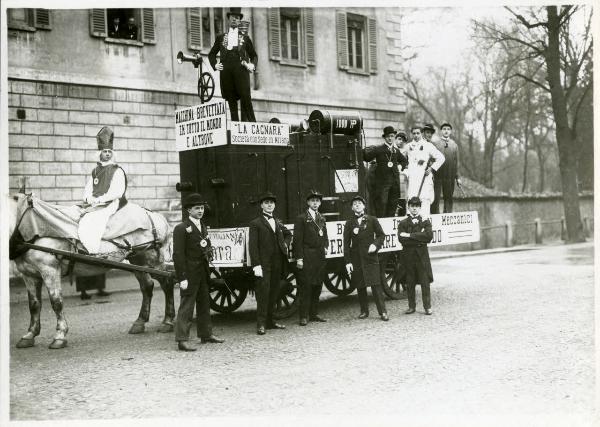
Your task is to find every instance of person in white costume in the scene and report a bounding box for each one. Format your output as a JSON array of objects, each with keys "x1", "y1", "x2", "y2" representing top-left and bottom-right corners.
[
  {"x1": 404, "y1": 125, "x2": 445, "y2": 218},
  {"x1": 78, "y1": 127, "x2": 127, "y2": 254}
]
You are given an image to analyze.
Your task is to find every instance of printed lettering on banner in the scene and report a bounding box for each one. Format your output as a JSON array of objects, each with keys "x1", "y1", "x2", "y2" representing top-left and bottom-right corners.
[
  {"x1": 230, "y1": 121, "x2": 289, "y2": 146},
  {"x1": 175, "y1": 99, "x2": 228, "y2": 151}
]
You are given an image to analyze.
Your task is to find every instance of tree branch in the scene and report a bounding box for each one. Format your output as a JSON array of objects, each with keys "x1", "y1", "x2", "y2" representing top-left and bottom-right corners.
[
  {"x1": 507, "y1": 73, "x2": 551, "y2": 92},
  {"x1": 505, "y1": 7, "x2": 548, "y2": 29}
]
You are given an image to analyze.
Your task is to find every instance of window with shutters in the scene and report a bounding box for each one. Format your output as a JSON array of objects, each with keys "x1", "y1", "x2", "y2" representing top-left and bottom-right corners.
[
  {"x1": 186, "y1": 8, "x2": 227, "y2": 52},
  {"x1": 336, "y1": 11, "x2": 377, "y2": 75},
  {"x1": 89, "y1": 8, "x2": 155, "y2": 46},
  {"x1": 8, "y1": 9, "x2": 52, "y2": 32},
  {"x1": 268, "y1": 8, "x2": 315, "y2": 67}
]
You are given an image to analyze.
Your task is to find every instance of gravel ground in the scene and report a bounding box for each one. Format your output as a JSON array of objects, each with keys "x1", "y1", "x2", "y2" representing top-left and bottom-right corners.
[{"x1": 8, "y1": 242, "x2": 595, "y2": 426}]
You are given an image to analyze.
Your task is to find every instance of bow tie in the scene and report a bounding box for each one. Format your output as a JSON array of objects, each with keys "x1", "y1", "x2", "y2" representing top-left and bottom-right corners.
[
  {"x1": 263, "y1": 213, "x2": 273, "y2": 219},
  {"x1": 355, "y1": 213, "x2": 364, "y2": 218}
]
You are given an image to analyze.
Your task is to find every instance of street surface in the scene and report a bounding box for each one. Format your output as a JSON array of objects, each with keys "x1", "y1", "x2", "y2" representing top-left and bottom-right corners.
[{"x1": 8, "y1": 242, "x2": 595, "y2": 425}]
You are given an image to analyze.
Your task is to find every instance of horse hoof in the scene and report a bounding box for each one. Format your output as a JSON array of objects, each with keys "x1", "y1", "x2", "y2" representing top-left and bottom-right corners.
[
  {"x1": 49, "y1": 339, "x2": 67, "y2": 349},
  {"x1": 128, "y1": 322, "x2": 145, "y2": 334},
  {"x1": 16, "y1": 338, "x2": 35, "y2": 348},
  {"x1": 157, "y1": 323, "x2": 174, "y2": 333}
]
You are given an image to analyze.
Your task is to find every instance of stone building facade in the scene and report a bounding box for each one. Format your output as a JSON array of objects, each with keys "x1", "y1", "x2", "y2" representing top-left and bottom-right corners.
[{"x1": 7, "y1": 7, "x2": 406, "y2": 223}]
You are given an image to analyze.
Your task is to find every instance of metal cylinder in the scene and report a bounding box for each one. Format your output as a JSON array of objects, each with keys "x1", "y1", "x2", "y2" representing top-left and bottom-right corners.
[{"x1": 308, "y1": 110, "x2": 363, "y2": 135}]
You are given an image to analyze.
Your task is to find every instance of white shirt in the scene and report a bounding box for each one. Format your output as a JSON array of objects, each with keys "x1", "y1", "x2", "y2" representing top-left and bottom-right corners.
[
  {"x1": 263, "y1": 213, "x2": 276, "y2": 232},
  {"x1": 189, "y1": 216, "x2": 203, "y2": 233},
  {"x1": 308, "y1": 209, "x2": 317, "y2": 221},
  {"x1": 82, "y1": 160, "x2": 126, "y2": 204},
  {"x1": 227, "y1": 28, "x2": 239, "y2": 50}
]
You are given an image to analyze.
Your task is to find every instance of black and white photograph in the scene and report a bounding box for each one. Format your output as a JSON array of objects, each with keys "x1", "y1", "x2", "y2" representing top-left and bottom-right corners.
[{"x1": 0, "y1": 0, "x2": 597, "y2": 426}]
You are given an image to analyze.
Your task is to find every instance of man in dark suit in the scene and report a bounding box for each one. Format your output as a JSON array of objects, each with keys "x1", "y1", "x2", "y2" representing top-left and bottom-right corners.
[
  {"x1": 173, "y1": 193, "x2": 224, "y2": 351},
  {"x1": 125, "y1": 16, "x2": 138, "y2": 41},
  {"x1": 293, "y1": 190, "x2": 329, "y2": 326},
  {"x1": 397, "y1": 197, "x2": 434, "y2": 315},
  {"x1": 363, "y1": 126, "x2": 408, "y2": 217},
  {"x1": 343, "y1": 195, "x2": 389, "y2": 321},
  {"x1": 431, "y1": 122, "x2": 461, "y2": 214},
  {"x1": 208, "y1": 7, "x2": 258, "y2": 122},
  {"x1": 108, "y1": 16, "x2": 124, "y2": 38},
  {"x1": 249, "y1": 192, "x2": 292, "y2": 335}
]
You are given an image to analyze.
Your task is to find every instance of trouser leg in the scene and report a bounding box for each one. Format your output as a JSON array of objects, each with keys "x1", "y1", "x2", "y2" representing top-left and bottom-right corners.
[
  {"x1": 386, "y1": 182, "x2": 400, "y2": 217},
  {"x1": 240, "y1": 95, "x2": 256, "y2": 122},
  {"x1": 357, "y1": 287, "x2": 369, "y2": 314},
  {"x1": 371, "y1": 285, "x2": 387, "y2": 315},
  {"x1": 227, "y1": 99, "x2": 240, "y2": 121},
  {"x1": 377, "y1": 184, "x2": 391, "y2": 218},
  {"x1": 255, "y1": 268, "x2": 271, "y2": 328},
  {"x1": 175, "y1": 285, "x2": 199, "y2": 342},
  {"x1": 195, "y1": 275, "x2": 213, "y2": 338},
  {"x1": 431, "y1": 175, "x2": 442, "y2": 214},
  {"x1": 309, "y1": 282, "x2": 322, "y2": 318},
  {"x1": 442, "y1": 179, "x2": 455, "y2": 213},
  {"x1": 421, "y1": 283, "x2": 431, "y2": 310},
  {"x1": 406, "y1": 283, "x2": 416, "y2": 309},
  {"x1": 297, "y1": 271, "x2": 310, "y2": 320},
  {"x1": 266, "y1": 258, "x2": 282, "y2": 326},
  {"x1": 420, "y1": 199, "x2": 431, "y2": 218}
]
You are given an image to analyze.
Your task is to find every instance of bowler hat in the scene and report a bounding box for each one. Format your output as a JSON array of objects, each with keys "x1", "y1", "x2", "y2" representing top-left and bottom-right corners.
[
  {"x1": 259, "y1": 191, "x2": 277, "y2": 204},
  {"x1": 422, "y1": 123, "x2": 436, "y2": 133},
  {"x1": 227, "y1": 7, "x2": 243, "y2": 18},
  {"x1": 396, "y1": 131, "x2": 407, "y2": 142},
  {"x1": 407, "y1": 196, "x2": 422, "y2": 207},
  {"x1": 382, "y1": 126, "x2": 397, "y2": 137},
  {"x1": 351, "y1": 195, "x2": 367, "y2": 205},
  {"x1": 183, "y1": 193, "x2": 208, "y2": 208},
  {"x1": 440, "y1": 122, "x2": 453, "y2": 130},
  {"x1": 96, "y1": 126, "x2": 114, "y2": 151},
  {"x1": 306, "y1": 189, "x2": 323, "y2": 201}
]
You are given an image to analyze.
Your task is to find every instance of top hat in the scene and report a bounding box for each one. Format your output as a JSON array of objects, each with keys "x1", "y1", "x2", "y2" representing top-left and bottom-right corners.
[
  {"x1": 258, "y1": 191, "x2": 277, "y2": 204},
  {"x1": 306, "y1": 189, "x2": 323, "y2": 201},
  {"x1": 96, "y1": 126, "x2": 114, "y2": 151},
  {"x1": 382, "y1": 126, "x2": 397, "y2": 137},
  {"x1": 227, "y1": 7, "x2": 244, "y2": 19},
  {"x1": 396, "y1": 131, "x2": 407, "y2": 142},
  {"x1": 422, "y1": 123, "x2": 436, "y2": 133},
  {"x1": 351, "y1": 195, "x2": 367, "y2": 205},
  {"x1": 440, "y1": 122, "x2": 453, "y2": 130},
  {"x1": 183, "y1": 193, "x2": 208, "y2": 208},
  {"x1": 407, "y1": 196, "x2": 422, "y2": 207}
]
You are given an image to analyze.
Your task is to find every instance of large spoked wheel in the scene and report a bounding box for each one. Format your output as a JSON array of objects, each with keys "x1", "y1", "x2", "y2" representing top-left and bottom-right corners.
[
  {"x1": 208, "y1": 268, "x2": 248, "y2": 313},
  {"x1": 324, "y1": 260, "x2": 355, "y2": 296},
  {"x1": 198, "y1": 72, "x2": 215, "y2": 103},
  {"x1": 273, "y1": 268, "x2": 298, "y2": 320},
  {"x1": 380, "y1": 252, "x2": 406, "y2": 300}
]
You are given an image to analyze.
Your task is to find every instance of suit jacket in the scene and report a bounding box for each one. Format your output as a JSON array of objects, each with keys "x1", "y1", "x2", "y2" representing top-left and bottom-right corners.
[
  {"x1": 432, "y1": 138, "x2": 459, "y2": 180},
  {"x1": 293, "y1": 210, "x2": 329, "y2": 283},
  {"x1": 208, "y1": 32, "x2": 258, "y2": 70},
  {"x1": 343, "y1": 215, "x2": 385, "y2": 288},
  {"x1": 249, "y1": 214, "x2": 292, "y2": 268},
  {"x1": 397, "y1": 215, "x2": 434, "y2": 283},
  {"x1": 363, "y1": 143, "x2": 408, "y2": 183},
  {"x1": 172, "y1": 218, "x2": 212, "y2": 292}
]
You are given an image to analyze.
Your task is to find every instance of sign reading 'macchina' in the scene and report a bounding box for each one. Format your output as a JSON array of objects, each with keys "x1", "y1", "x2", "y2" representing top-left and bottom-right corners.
[{"x1": 175, "y1": 100, "x2": 228, "y2": 151}]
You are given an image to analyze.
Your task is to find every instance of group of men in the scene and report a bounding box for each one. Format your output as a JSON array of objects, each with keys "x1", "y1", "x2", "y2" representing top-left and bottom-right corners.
[
  {"x1": 108, "y1": 15, "x2": 138, "y2": 41},
  {"x1": 366, "y1": 122, "x2": 460, "y2": 218}
]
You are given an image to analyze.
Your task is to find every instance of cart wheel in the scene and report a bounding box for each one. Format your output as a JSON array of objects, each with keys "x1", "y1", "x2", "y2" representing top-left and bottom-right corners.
[
  {"x1": 198, "y1": 72, "x2": 215, "y2": 103},
  {"x1": 380, "y1": 252, "x2": 406, "y2": 300},
  {"x1": 324, "y1": 260, "x2": 355, "y2": 296},
  {"x1": 209, "y1": 268, "x2": 248, "y2": 313},
  {"x1": 273, "y1": 269, "x2": 298, "y2": 320}
]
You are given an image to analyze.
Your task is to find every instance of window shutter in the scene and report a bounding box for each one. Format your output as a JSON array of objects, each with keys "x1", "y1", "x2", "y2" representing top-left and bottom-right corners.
[
  {"x1": 268, "y1": 8, "x2": 281, "y2": 61},
  {"x1": 89, "y1": 9, "x2": 107, "y2": 38},
  {"x1": 34, "y1": 9, "x2": 51, "y2": 30},
  {"x1": 335, "y1": 10, "x2": 348, "y2": 70},
  {"x1": 187, "y1": 8, "x2": 203, "y2": 50},
  {"x1": 303, "y1": 8, "x2": 315, "y2": 66},
  {"x1": 367, "y1": 17, "x2": 377, "y2": 74},
  {"x1": 141, "y1": 8, "x2": 156, "y2": 44}
]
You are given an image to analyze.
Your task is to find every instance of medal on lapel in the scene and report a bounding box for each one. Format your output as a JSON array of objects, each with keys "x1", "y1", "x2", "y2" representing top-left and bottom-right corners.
[
  {"x1": 387, "y1": 161, "x2": 393, "y2": 168},
  {"x1": 199, "y1": 239, "x2": 208, "y2": 248},
  {"x1": 319, "y1": 230, "x2": 323, "y2": 236},
  {"x1": 93, "y1": 178, "x2": 99, "y2": 185},
  {"x1": 353, "y1": 227, "x2": 359, "y2": 235}
]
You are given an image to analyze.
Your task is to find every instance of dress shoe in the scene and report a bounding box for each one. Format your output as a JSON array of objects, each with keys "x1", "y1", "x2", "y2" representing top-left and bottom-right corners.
[
  {"x1": 177, "y1": 341, "x2": 197, "y2": 352},
  {"x1": 200, "y1": 335, "x2": 224, "y2": 344},
  {"x1": 380, "y1": 313, "x2": 389, "y2": 321},
  {"x1": 96, "y1": 289, "x2": 110, "y2": 297},
  {"x1": 299, "y1": 318, "x2": 308, "y2": 326},
  {"x1": 266, "y1": 322, "x2": 286, "y2": 330},
  {"x1": 358, "y1": 312, "x2": 369, "y2": 319},
  {"x1": 309, "y1": 315, "x2": 328, "y2": 322},
  {"x1": 257, "y1": 326, "x2": 266, "y2": 335},
  {"x1": 80, "y1": 291, "x2": 91, "y2": 300},
  {"x1": 424, "y1": 308, "x2": 433, "y2": 315},
  {"x1": 404, "y1": 308, "x2": 416, "y2": 314}
]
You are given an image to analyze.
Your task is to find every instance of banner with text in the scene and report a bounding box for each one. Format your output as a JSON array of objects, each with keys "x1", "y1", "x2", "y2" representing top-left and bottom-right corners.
[
  {"x1": 207, "y1": 212, "x2": 480, "y2": 266},
  {"x1": 175, "y1": 99, "x2": 228, "y2": 151},
  {"x1": 230, "y1": 121, "x2": 290, "y2": 146}
]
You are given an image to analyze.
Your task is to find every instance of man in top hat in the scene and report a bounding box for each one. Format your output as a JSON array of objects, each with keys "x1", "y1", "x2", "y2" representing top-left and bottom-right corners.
[
  {"x1": 293, "y1": 189, "x2": 329, "y2": 326},
  {"x1": 78, "y1": 126, "x2": 128, "y2": 254},
  {"x1": 208, "y1": 7, "x2": 258, "y2": 122},
  {"x1": 431, "y1": 122, "x2": 461, "y2": 214},
  {"x1": 173, "y1": 193, "x2": 224, "y2": 351},
  {"x1": 397, "y1": 197, "x2": 434, "y2": 315},
  {"x1": 249, "y1": 192, "x2": 292, "y2": 335},
  {"x1": 403, "y1": 125, "x2": 445, "y2": 218},
  {"x1": 363, "y1": 126, "x2": 408, "y2": 218}
]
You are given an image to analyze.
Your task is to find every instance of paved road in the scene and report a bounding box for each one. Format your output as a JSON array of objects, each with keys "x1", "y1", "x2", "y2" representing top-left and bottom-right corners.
[{"x1": 8, "y1": 242, "x2": 595, "y2": 425}]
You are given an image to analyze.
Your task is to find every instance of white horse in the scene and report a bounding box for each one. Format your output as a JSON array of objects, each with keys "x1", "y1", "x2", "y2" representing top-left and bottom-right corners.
[{"x1": 8, "y1": 193, "x2": 175, "y2": 349}]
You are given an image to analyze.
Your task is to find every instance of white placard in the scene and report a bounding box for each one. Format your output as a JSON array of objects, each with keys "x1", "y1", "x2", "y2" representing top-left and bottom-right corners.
[
  {"x1": 208, "y1": 211, "x2": 480, "y2": 266},
  {"x1": 229, "y1": 121, "x2": 290, "y2": 146},
  {"x1": 175, "y1": 99, "x2": 228, "y2": 151},
  {"x1": 334, "y1": 169, "x2": 359, "y2": 193}
]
